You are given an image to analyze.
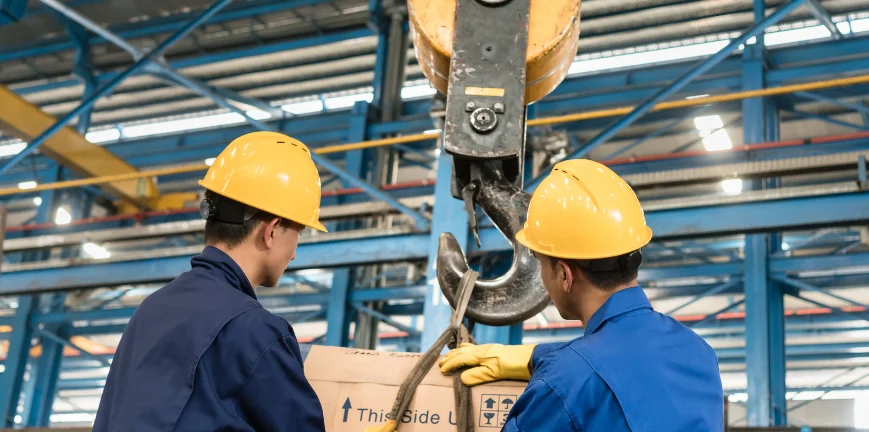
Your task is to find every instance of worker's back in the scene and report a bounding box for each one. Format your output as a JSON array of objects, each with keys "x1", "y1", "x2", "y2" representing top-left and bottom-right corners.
[
  {"x1": 506, "y1": 287, "x2": 723, "y2": 431},
  {"x1": 93, "y1": 246, "x2": 325, "y2": 432}
]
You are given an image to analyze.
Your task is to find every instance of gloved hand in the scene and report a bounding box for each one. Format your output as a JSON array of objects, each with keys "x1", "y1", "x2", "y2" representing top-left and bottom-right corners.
[
  {"x1": 438, "y1": 343, "x2": 537, "y2": 386},
  {"x1": 364, "y1": 419, "x2": 397, "y2": 432}
]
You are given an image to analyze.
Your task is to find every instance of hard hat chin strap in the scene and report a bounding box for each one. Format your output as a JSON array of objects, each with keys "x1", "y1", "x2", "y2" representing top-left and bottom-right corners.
[{"x1": 573, "y1": 250, "x2": 643, "y2": 272}]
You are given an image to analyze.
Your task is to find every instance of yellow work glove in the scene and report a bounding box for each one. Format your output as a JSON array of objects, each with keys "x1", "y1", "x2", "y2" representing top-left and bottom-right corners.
[
  {"x1": 438, "y1": 343, "x2": 537, "y2": 386},
  {"x1": 364, "y1": 420, "x2": 397, "y2": 432}
]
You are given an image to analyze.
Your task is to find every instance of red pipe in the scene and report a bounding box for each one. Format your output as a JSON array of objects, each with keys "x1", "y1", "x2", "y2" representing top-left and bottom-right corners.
[
  {"x1": 8, "y1": 128, "x2": 866, "y2": 232},
  {"x1": 7, "y1": 179, "x2": 437, "y2": 233}
]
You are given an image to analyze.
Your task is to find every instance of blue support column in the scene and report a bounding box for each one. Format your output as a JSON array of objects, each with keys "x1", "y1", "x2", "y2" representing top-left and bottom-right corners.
[
  {"x1": 0, "y1": 296, "x2": 36, "y2": 427},
  {"x1": 422, "y1": 150, "x2": 469, "y2": 349},
  {"x1": 25, "y1": 296, "x2": 66, "y2": 426},
  {"x1": 325, "y1": 102, "x2": 370, "y2": 347},
  {"x1": 743, "y1": 2, "x2": 787, "y2": 425}
]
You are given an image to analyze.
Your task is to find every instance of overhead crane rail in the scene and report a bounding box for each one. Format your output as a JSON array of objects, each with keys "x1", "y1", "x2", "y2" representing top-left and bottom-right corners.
[{"x1": 1, "y1": 73, "x2": 869, "y2": 199}]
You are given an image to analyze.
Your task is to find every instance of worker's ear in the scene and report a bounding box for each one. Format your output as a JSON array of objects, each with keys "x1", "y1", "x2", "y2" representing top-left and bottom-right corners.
[
  {"x1": 261, "y1": 217, "x2": 282, "y2": 249},
  {"x1": 559, "y1": 260, "x2": 574, "y2": 293}
]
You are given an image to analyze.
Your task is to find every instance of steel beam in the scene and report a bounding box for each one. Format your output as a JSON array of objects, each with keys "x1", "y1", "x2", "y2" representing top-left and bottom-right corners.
[
  {"x1": 802, "y1": 0, "x2": 842, "y2": 39},
  {"x1": 325, "y1": 102, "x2": 370, "y2": 347},
  {"x1": 794, "y1": 91, "x2": 869, "y2": 116},
  {"x1": 0, "y1": 0, "x2": 233, "y2": 177},
  {"x1": 421, "y1": 149, "x2": 468, "y2": 349},
  {"x1": 0, "y1": 297, "x2": 35, "y2": 427},
  {"x1": 786, "y1": 108, "x2": 869, "y2": 131},
  {"x1": 527, "y1": 0, "x2": 808, "y2": 191},
  {"x1": 0, "y1": 0, "x2": 340, "y2": 63},
  {"x1": 34, "y1": 328, "x2": 111, "y2": 367},
  {"x1": 663, "y1": 279, "x2": 742, "y2": 316},
  {"x1": 604, "y1": 106, "x2": 710, "y2": 160}
]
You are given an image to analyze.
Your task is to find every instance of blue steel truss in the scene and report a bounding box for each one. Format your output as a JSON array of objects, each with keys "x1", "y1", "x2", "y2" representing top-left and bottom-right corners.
[{"x1": 1, "y1": 0, "x2": 869, "y2": 427}]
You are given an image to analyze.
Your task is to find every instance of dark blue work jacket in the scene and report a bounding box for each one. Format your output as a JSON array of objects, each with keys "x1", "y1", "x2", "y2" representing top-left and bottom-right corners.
[
  {"x1": 504, "y1": 287, "x2": 723, "y2": 431},
  {"x1": 93, "y1": 246, "x2": 326, "y2": 432}
]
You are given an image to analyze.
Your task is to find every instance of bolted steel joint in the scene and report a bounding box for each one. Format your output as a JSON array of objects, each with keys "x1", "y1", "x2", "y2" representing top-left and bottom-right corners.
[
  {"x1": 469, "y1": 107, "x2": 498, "y2": 133},
  {"x1": 493, "y1": 103, "x2": 505, "y2": 114},
  {"x1": 465, "y1": 101, "x2": 477, "y2": 112}
]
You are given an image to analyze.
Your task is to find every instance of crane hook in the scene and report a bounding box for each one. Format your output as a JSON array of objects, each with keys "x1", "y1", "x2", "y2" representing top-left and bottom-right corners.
[{"x1": 436, "y1": 161, "x2": 550, "y2": 326}]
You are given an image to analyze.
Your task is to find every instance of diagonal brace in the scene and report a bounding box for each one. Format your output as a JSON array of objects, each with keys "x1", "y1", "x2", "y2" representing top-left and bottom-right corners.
[
  {"x1": 803, "y1": 0, "x2": 843, "y2": 39},
  {"x1": 350, "y1": 302, "x2": 421, "y2": 336},
  {"x1": 34, "y1": 327, "x2": 111, "y2": 367},
  {"x1": 526, "y1": 0, "x2": 808, "y2": 191},
  {"x1": 0, "y1": 0, "x2": 233, "y2": 177}
]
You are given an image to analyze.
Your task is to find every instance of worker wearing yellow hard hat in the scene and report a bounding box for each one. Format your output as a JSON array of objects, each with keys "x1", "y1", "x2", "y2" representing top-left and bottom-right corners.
[
  {"x1": 95, "y1": 132, "x2": 327, "y2": 432},
  {"x1": 440, "y1": 160, "x2": 725, "y2": 431}
]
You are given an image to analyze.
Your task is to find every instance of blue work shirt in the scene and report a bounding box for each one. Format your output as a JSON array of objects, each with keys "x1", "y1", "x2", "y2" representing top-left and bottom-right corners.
[
  {"x1": 504, "y1": 287, "x2": 723, "y2": 431},
  {"x1": 94, "y1": 246, "x2": 326, "y2": 432}
]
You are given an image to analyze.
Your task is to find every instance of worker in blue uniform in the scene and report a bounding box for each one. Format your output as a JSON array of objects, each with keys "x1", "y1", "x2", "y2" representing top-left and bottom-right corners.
[
  {"x1": 94, "y1": 131, "x2": 328, "y2": 431},
  {"x1": 440, "y1": 160, "x2": 725, "y2": 431}
]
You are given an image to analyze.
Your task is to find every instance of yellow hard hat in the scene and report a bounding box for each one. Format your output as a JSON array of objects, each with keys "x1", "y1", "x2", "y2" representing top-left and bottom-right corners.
[
  {"x1": 199, "y1": 131, "x2": 327, "y2": 232},
  {"x1": 516, "y1": 159, "x2": 652, "y2": 260}
]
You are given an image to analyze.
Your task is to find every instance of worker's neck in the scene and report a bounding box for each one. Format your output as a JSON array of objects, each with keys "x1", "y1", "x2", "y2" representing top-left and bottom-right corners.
[
  {"x1": 577, "y1": 279, "x2": 640, "y2": 325},
  {"x1": 208, "y1": 243, "x2": 262, "y2": 289}
]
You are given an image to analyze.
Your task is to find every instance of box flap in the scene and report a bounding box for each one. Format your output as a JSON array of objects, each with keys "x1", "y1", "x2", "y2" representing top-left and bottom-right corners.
[{"x1": 304, "y1": 346, "x2": 450, "y2": 387}]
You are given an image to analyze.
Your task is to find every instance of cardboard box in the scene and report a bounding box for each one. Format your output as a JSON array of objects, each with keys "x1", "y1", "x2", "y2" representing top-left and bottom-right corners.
[{"x1": 304, "y1": 346, "x2": 528, "y2": 431}]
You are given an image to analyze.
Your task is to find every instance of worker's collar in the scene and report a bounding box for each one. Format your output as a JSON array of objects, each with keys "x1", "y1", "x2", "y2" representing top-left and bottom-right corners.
[
  {"x1": 192, "y1": 246, "x2": 257, "y2": 299},
  {"x1": 583, "y1": 286, "x2": 651, "y2": 336}
]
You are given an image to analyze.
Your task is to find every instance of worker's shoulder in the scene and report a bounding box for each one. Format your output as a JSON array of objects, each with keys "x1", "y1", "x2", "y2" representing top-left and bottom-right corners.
[
  {"x1": 655, "y1": 311, "x2": 718, "y2": 356},
  {"x1": 226, "y1": 306, "x2": 293, "y2": 336},
  {"x1": 533, "y1": 341, "x2": 601, "y2": 389},
  {"x1": 219, "y1": 306, "x2": 296, "y2": 349}
]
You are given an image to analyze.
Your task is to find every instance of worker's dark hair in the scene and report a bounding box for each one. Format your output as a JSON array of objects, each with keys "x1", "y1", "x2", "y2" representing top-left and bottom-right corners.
[
  {"x1": 549, "y1": 254, "x2": 640, "y2": 291},
  {"x1": 203, "y1": 190, "x2": 303, "y2": 248}
]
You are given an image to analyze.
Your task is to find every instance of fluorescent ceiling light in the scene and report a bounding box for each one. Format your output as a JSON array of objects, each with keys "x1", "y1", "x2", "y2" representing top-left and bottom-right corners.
[
  {"x1": 781, "y1": 242, "x2": 791, "y2": 251},
  {"x1": 86, "y1": 128, "x2": 121, "y2": 143},
  {"x1": 55, "y1": 207, "x2": 72, "y2": 225},
  {"x1": 49, "y1": 412, "x2": 97, "y2": 424},
  {"x1": 17, "y1": 181, "x2": 37, "y2": 190},
  {"x1": 33, "y1": 197, "x2": 42, "y2": 206},
  {"x1": 686, "y1": 94, "x2": 710, "y2": 100},
  {"x1": 746, "y1": 36, "x2": 757, "y2": 45},
  {"x1": 204, "y1": 157, "x2": 216, "y2": 166},
  {"x1": 282, "y1": 100, "x2": 324, "y2": 115},
  {"x1": 0, "y1": 141, "x2": 27, "y2": 158},
  {"x1": 702, "y1": 129, "x2": 733, "y2": 151},
  {"x1": 401, "y1": 84, "x2": 437, "y2": 100},
  {"x1": 852, "y1": 17, "x2": 869, "y2": 33},
  {"x1": 693, "y1": 115, "x2": 724, "y2": 130},
  {"x1": 122, "y1": 111, "x2": 271, "y2": 138},
  {"x1": 721, "y1": 178, "x2": 743, "y2": 195},
  {"x1": 568, "y1": 40, "x2": 730, "y2": 76},
  {"x1": 727, "y1": 393, "x2": 748, "y2": 403},
  {"x1": 324, "y1": 92, "x2": 374, "y2": 110},
  {"x1": 790, "y1": 391, "x2": 826, "y2": 401},
  {"x1": 765, "y1": 25, "x2": 831, "y2": 47},
  {"x1": 83, "y1": 242, "x2": 111, "y2": 259},
  {"x1": 824, "y1": 390, "x2": 869, "y2": 400},
  {"x1": 837, "y1": 21, "x2": 852, "y2": 34}
]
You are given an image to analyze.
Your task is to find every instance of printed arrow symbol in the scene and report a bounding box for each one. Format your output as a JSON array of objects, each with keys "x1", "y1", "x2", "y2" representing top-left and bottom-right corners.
[
  {"x1": 485, "y1": 398, "x2": 496, "y2": 409},
  {"x1": 342, "y1": 398, "x2": 352, "y2": 422},
  {"x1": 502, "y1": 398, "x2": 514, "y2": 409}
]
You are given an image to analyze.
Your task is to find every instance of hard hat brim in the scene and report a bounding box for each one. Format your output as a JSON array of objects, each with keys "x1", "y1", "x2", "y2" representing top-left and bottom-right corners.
[
  {"x1": 516, "y1": 227, "x2": 652, "y2": 260},
  {"x1": 199, "y1": 181, "x2": 328, "y2": 233}
]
